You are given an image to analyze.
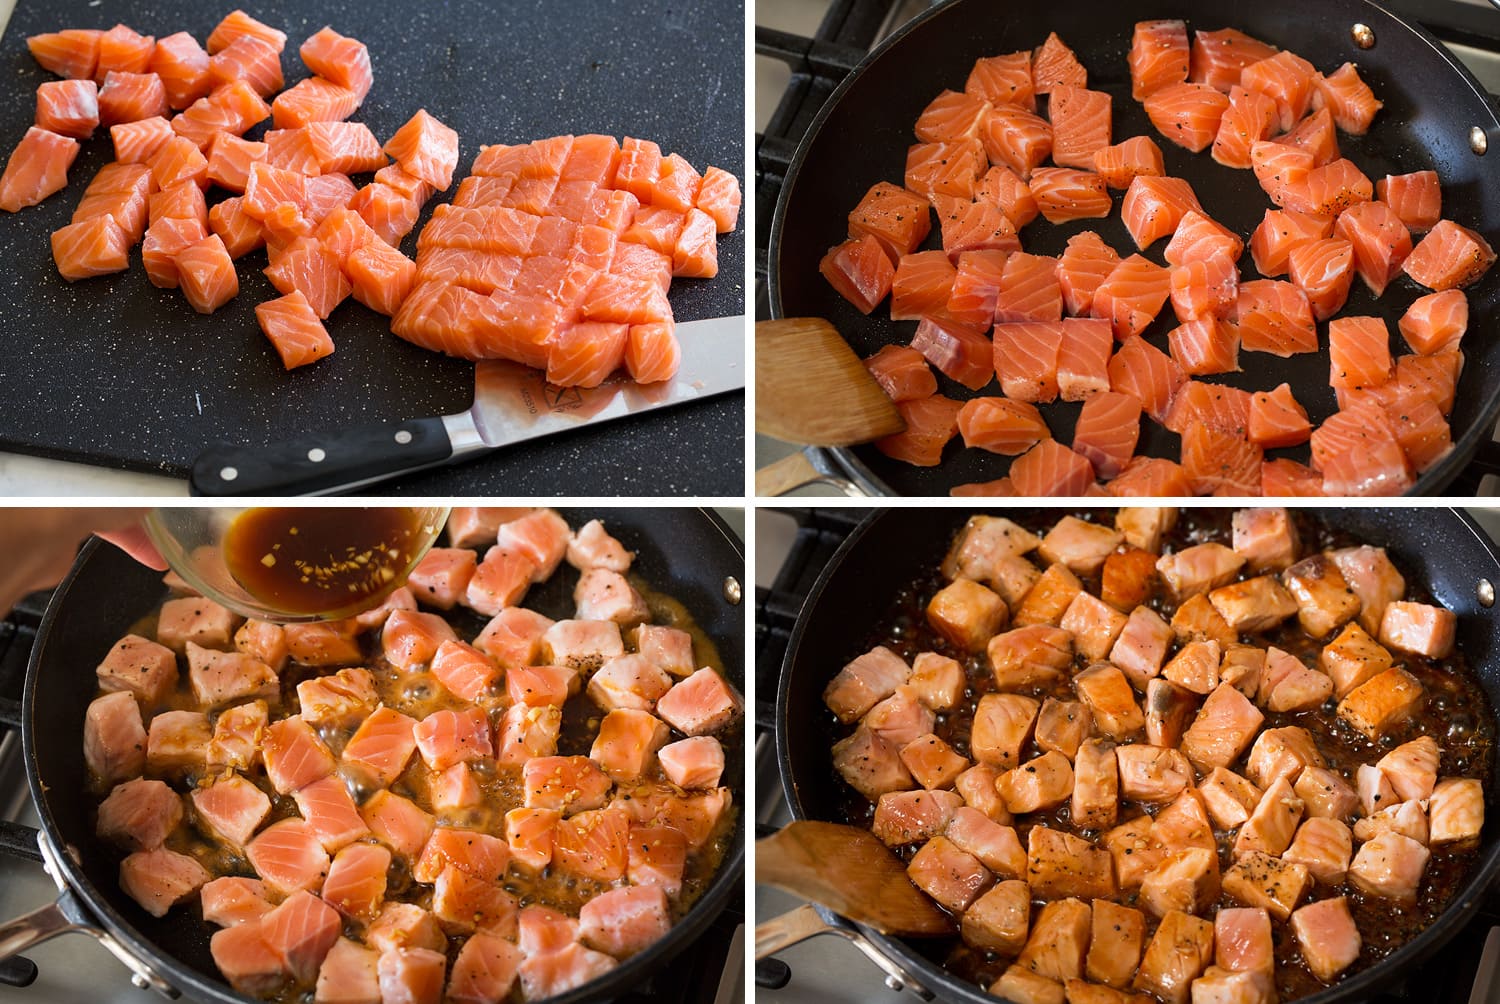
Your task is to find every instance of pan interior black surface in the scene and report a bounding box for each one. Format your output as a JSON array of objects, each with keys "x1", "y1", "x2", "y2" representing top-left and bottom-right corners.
[
  {"x1": 776, "y1": 507, "x2": 1500, "y2": 1004},
  {"x1": 769, "y1": 0, "x2": 1500, "y2": 497},
  {"x1": 24, "y1": 509, "x2": 745, "y2": 1003},
  {"x1": 0, "y1": 0, "x2": 744, "y2": 495}
]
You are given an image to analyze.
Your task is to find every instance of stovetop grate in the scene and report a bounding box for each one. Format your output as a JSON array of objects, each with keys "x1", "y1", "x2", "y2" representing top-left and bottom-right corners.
[{"x1": 754, "y1": 507, "x2": 1500, "y2": 1003}]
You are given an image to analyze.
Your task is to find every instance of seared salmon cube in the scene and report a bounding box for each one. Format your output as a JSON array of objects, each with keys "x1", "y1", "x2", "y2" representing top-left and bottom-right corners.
[
  {"x1": 1180, "y1": 682, "x2": 1264, "y2": 769},
  {"x1": 496, "y1": 704, "x2": 561, "y2": 765},
  {"x1": 1170, "y1": 594, "x2": 1236, "y2": 648},
  {"x1": 1379, "y1": 600, "x2": 1457, "y2": 658},
  {"x1": 1116, "y1": 745, "x2": 1191, "y2": 803},
  {"x1": 655, "y1": 667, "x2": 742, "y2": 736},
  {"x1": 1214, "y1": 906, "x2": 1274, "y2": 975},
  {"x1": 1199, "y1": 767, "x2": 1263, "y2": 829},
  {"x1": 832, "y1": 727, "x2": 914, "y2": 799},
  {"x1": 946, "y1": 806, "x2": 1027, "y2": 877},
  {"x1": 96, "y1": 633, "x2": 178, "y2": 706},
  {"x1": 1073, "y1": 664, "x2": 1144, "y2": 740},
  {"x1": 262, "y1": 715, "x2": 336, "y2": 794},
  {"x1": 317, "y1": 938, "x2": 382, "y2": 1004},
  {"x1": 1015, "y1": 563, "x2": 1084, "y2": 627},
  {"x1": 992, "y1": 966, "x2": 1065, "y2": 1004},
  {"x1": 406, "y1": 547, "x2": 477, "y2": 610},
  {"x1": 1429, "y1": 777, "x2": 1484, "y2": 843},
  {"x1": 1352, "y1": 799, "x2": 1428, "y2": 844},
  {"x1": 297, "y1": 667, "x2": 379, "y2": 729},
  {"x1": 1246, "y1": 726, "x2": 1325, "y2": 788},
  {"x1": 955, "y1": 763, "x2": 1012, "y2": 823},
  {"x1": 474, "y1": 607, "x2": 555, "y2": 669},
  {"x1": 431, "y1": 763, "x2": 483, "y2": 812},
  {"x1": 381, "y1": 609, "x2": 458, "y2": 670},
  {"x1": 1231, "y1": 507, "x2": 1301, "y2": 572},
  {"x1": 1259, "y1": 646, "x2": 1333, "y2": 712},
  {"x1": 1290, "y1": 895, "x2": 1361, "y2": 983},
  {"x1": 246, "y1": 817, "x2": 330, "y2": 897},
  {"x1": 413, "y1": 707, "x2": 493, "y2": 771},
  {"x1": 429, "y1": 639, "x2": 500, "y2": 705},
  {"x1": 206, "y1": 700, "x2": 267, "y2": 772},
  {"x1": 192, "y1": 772, "x2": 272, "y2": 849},
  {"x1": 234, "y1": 619, "x2": 288, "y2": 674},
  {"x1": 1103, "y1": 815, "x2": 1165, "y2": 890},
  {"x1": 1293, "y1": 765, "x2": 1359, "y2": 822},
  {"x1": 899, "y1": 732, "x2": 969, "y2": 789},
  {"x1": 633, "y1": 623, "x2": 695, "y2": 678},
  {"x1": 1086, "y1": 899, "x2": 1145, "y2": 988},
  {"x1": 587, "y1": 654, "x2": 672, "y2": 713},
  {"x1": 1141, "y1": 684, "x2": 1196, "y2": 761},
  {"x1": 201, "y1": 876, "x2": 273, "y2": 928},
  {"x1": 322, "y1": 843, "x2": 391, "y2": 922},
  {"x1": 989, "y1": 554, "x2": 1044, "y2": 610},
  {"x1": 566, "y1": 518, "x2": 633, "y2": 573},
  {"x1": 1060, "y1": 592, "x2": 1128, "y2": 662},
  {"x1": 1233, "y1": 777, "x2": 1303, "y2": 857},
  {"x1": 1223, "y1": 850, "x2": 1311, "y2": 920},
  {"x1": 1328, "y1": 544, "x2": 1405, "y2": 634},
  {"x1": 1377, "y1": 735, "x2": 1441, "y2": 801},
  {"x1": 590, "y1": 708, "x2": 670, "y2": 781},
  {"x1": 972, "y1": 692, "x2": 1040, "y2": 769},
  {"x1": 574, "y1": 568, "x2": 651, "y2": 626},
  {"x1": 823, "y1": 645, "x2": 910, "y2": 723},
  {"x1": 146, "y1": 709, "x2": 212, "y2": 775},
  {"x1": 446, "y1": 507, "x2": 533, "y2": 549},
  {"x1": 1018, "y1": 898, "x2": 1092, "y2": 982},
  {"x1": 342, "y1": 706, "x2": 418, "y2": 788},
  {"x1": 1283, "y1": 817, "x2": 1353, "y2": 885},
  {"x1": 1189, "y1": 967, "x2": 1275, "y2": 1004},
  {"x1": 1101, "y1": 547, "x2": 1159, "y2": 612},
  {"x1": 1319, "y1": 621, "x2": 1393, "y2": 698},
  {"x1": 495, "y1": 508, "x2": 571, "y2": 581},
  {"x1": 908, "y1": 834, "x2": 995, "y2": 912},
  {"x1": 961, "y1": 879, "x2": 1030, "y2": 953},
  {"x1": 1038, "y1": 516, "x2": 1123, "y2": 575},
  {"x1": 507, "y1": 664, "x2": 578, "y2": 708},
  {"x1": 873, "y1": 789, "x2": 964, "y2": 846},
  {"x1": 988, "y1": 624, "x2": 1073, "y2": 690},
  {"x1": 1150, "y1": 790, "x2": 1215, "y2": 853},
  {"x1": 157, "y1": 596, "x2": 239, "y2": 652},
  {"x1": 1161, "y1": 639, "x2": 1219, "y2": 694},
  {"x1": 186, "y1": 642, "x2": 278, "y2": 709},
  {"x1": 1140, "y1": 847, "x2": 1219, "y2": 917},
  {"x1": 1132, "y1": 910, "x2": 1214, "y2": 1004},
  {"x1": 367, "y1": 902, "x2": 446, "y2": 954},
  {"x1": 1072, "y1": 738, "x2": 1120, "y2": 829},
  {"x1": 120, "y1": 847, "x2": 210, "y2": 918},
  {"x1": 84, "y1": 690, "x2": 148, "y2": 783},
  {"x1": 96, "y1": 777, "x2": 182, "y2": 852},
  {"x1": 1219, "y1": 644, "x2": 1266, "y2": 699},
  {"x1": 377, "y1": 946, "x2": 448, "y2": 1004},
  {"x1": 1208, "y1": 575, "x2": 1298, "y2": 634},
  {"x1": 999, "y1": 750, "x2": 1075, "y2": 813},
  {"x1": 355, "y1": 587, "x2": 417, "y2": 631},
  {"x1": 579, "y1": 884, "x2": 670, "y2": 959},
  {"x1": 1109, "y1": 606, "x2": 1175, "y2": 689},
  {"x1": 942, "y1": 515, "x2": 1041, "y2": 581},
  {"x1": 627, "y1": 823, "x2": 687, "y2": 896},
  {"x1": 1357, "y1": 763, "x2": 1398, "y2": 816},
  {"x1": 505, "y1": 807, "x2": 560, "y2": 874},
  {"x1": 523, "y1": 755, "x2": 611, "y2": 815},
  {"x1": 361, "y1": 792, "x2": 436, "y2": 862},
  {"x1": 1116, "y1": 506, "x2": 1178, "y2": 553},
  {"x1": 465, "y1": 546, "x2": 536, "y2": 616},
  {"x1": 1157, "y1": 542, "x2": 1245, "y2": 600},
  {"x1": 927, "y1": 578, "x2": 1008, "y2": 651},
  {"x1": 1282, "y1": 554, "x2": 1361, "y2": 638},
  {"x1": 1028, "y1": 826, "x2": 1116, "y2": 899},
  {"x1": 1337, "y1": 667, "x2": 1424, "y2": 739},
  {"x1": 1035, "y1": 698, "x2": 1092, "y2": 760},
  {"x1": 908, "y1": 651, "x2": 966, "y2": 711},
  {"x1": 432, "y1": 864, "x2": 518, "y2": 935}
]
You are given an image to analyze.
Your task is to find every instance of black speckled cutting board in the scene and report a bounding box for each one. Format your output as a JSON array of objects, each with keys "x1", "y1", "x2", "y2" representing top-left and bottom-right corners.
[{"x1": 0, "y1": 0, "x2": 745, "y2": 495}]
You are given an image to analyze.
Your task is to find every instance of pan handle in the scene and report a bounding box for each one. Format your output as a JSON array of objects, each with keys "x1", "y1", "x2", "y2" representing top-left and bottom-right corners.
[
  {"x1": 754, "y1": 903, "x2": 934, "y2": 999},
  {"x1": 755, "y1": 451, "x2": 866, "y2": 497},
  {"x1": 0, "y1": 891, "x2": 179, "y2": 999},
  {"x1": 188, "y1": 415, "x2": 457, "y2": 496}
]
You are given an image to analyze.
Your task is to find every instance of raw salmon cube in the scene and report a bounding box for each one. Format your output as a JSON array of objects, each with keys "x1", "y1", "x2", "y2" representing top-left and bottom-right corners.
[
  {"x1": 293, "y1": 776, "x2": 370, "y2": 852},
  {"x1": 148, "y1": 31, "x2": 210, "y2": 109},
  {"x1": 294, "y1": 668, "x2": 377, "y2": 731},
  {"x1": 589, "y1": 708, "x2": 670, "y2": 780},
  {"x1": 361, "y1": 791, "x2": 435, "y2": 862},
  {"x1": 200, "y1": 876, "x2": 272, "y2": 928},
  {"x1": 431, "y1": 864, "x2": 518, "y2": 935},
  {"x1": 553, "y1": 807, "x2": 630, "y2": 882},
  {"x1": 413, "y1": 708, "x2": 492, "y2": 771},
  {"x1": 246, "y1": 818, "x2": 329, "y2": 897},
  {"x1": 50, "y1": 213, "x2": 129, "y2": 281},
  {"x1": 447, "y1": 933, "x2": 521, "y2": 1004},
  {"x1": 506, "y1": 664, "x2": 577, "y2": 708},
  {"x1": 517, "y1": 943, "x2": 617, "y2": 1000},
  {"x1": 504, "y1": 807, "x2": 560, "y2": 874},
  {"x1": 96, "y1": 777, "x2": 182, "y2": 852},
  {"x1": 474, "y1": 607, "x2": 553, "y2": 668},
  {"x1": 820, "y1": 234, "x2": 893, "y2": 314},
  {"x1": 578, "y1": 885, "x2": 670, "y2": 960},
  {"x1": 254, "y1": 290, "x2": 333, "y2": 370},
  {"x1": 346, "y1": 239, "x2": 417, "y2": 316},
  {"x1": 384, "y1": 109, "x2": 458, "y2": 191},
  {"x1": 1377, "y1": 169, "x2": 1442, "y2": 232},
  {"x1": 36, "y1": 79, "x2": 99, "y2": 139},
  {"x1": 192, "y1": 772, "x2": 271, "y2": 848},
  {"x1": 109, "y1": 117, "x2": 173, "y2": 167},
  {"x1": 26, "y1": 29, "x2": 103, "y2": 80},
  {"x1": 382, "y1": 609, "x2": 458, "y2": 669},
  {"x1": 209, "y1": 196, "x2": 265, "y2": 257},
  {"x1": 264, "y1": 236, "x2": 349, "y2": 318},
  {"x1": 377, "y1": 947, "x2": 446, "y2": 1004},
  {"x1": 429, "y1": 640, "x2": 498, "y2": 704},
  {"x1": 207, "y1": 11, "x2": 285, "y2": 54},
  {"x1": 316, "y1": 937, "x2": 381, "y2": 1004},
  {"x1": 408, "y1": 548, "x2": 478, "y2": 610},
  {"x1": 413, "y1": 827, "x2": 511, "y2": 886},
  {"x1": 262, "y1": 716, "x2": 336, "y2": 794},
  {"x1": 656, "y1": 667, "x2": 742, "y2": 736},
  {"x1": 693, "y1": 164, "x2": 740, "y2": 233},
  {"x1": 97, "y1": 70, "x2": 168, "y2": 126},
  {"x1": 322, "y1": 843, "x2": 390, "y2": 922},
  {"x1": 523, "y1": 755, "x2": 612, "y2": 815},
  {"x1": 94, "y1": 24, "x2": 154, "y2": 82},
  {"x1": 262, "y1": 889, "x2": 341, "y2": 984},
  {"x1": 177, "y1": 234, "x2": 239, "y2": 313},
  {"x1": 300, "y1": 27, "x2": 373, "y2": 100},
  {"x1": 206, "y1": 700, "x2": 268, "y2": 772}
]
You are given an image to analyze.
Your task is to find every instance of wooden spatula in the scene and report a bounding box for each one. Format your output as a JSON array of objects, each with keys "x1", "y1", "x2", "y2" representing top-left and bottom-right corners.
[
  {"x1": 755, "y1": 319, "x2": 905, "y2": 445},
  {"x1": 756, "y1": 820, "x2": 955, "y2": 937}
]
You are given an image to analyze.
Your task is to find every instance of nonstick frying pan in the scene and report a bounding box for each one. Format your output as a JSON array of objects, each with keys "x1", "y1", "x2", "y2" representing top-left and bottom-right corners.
[
  {"x1": 772, "y1": 507, "x2": 1500, "y2": 1004},
  {"x1": 0, "y1": 508, "x2": 745, "y2": 1003},
  {"x1": 767, "y1": 0, "x2": 1500, "y2": 497}
]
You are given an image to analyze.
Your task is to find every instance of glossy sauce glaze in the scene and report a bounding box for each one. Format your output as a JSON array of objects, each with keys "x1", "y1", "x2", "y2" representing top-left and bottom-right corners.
[{"x1": 825, "y1": 508, "x2": 1494, "y2": 1001}]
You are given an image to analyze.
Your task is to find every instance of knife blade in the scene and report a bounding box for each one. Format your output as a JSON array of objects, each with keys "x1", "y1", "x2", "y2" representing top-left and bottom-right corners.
[{"x1": 188, "y1": 315, "x2": 744, "y2": 496}]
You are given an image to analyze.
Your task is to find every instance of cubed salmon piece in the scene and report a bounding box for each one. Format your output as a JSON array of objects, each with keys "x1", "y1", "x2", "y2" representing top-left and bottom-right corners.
[
  {"x1": 939, "y1": 807, "x2": 1022, "y2": 880},
  {"x1": 316, "y1": 937, "x2": 381, "y2": 1004},
  {"x1": 246, "y1": 818, "x2": 329, "y2": 897},
  {"x1": 362, "y1": 791, "x2": 436, "y2": 861},
  {"x1": 1115, "y1": 745, "x2": 1192, "y2": 804},
  {"x1": 950, "y1": 763, "x2": 1009, "y2": 824},
  {"x1": 262, "y1": 715, "x2": 336, "y2": 794},
  {"x1": 1108, "y1": 606, "x2": 1175, "y2": 689},
  {"x1": 523, "y1": 755, "x2": 611, "y2": 815},
  {"x1": 1350, "y1": 830, "x2": 1430, "y2": 901},
  {"x1": 1223, "y1": 850, "x2": 1311, "y2": 921},
  {"x1": 201, "y1": 876, "x2": 273, "y2": 928},
  {"x1": 1282, "y1": 554, "x2": 1361, "y2": 638},
  {"x1": 322, "y1": 842, "x2": 390, "y2": 922},
  {"x1": 447, "y1": 932, "x2": 521, "y2": 1004},
  {"x1": 406, "y1": 548, "x2": 477, "y2": 610},
  {"x1": 969, "y1": 692, "x2": 1039, "y2": 770},
  {"x1": 494, "y1": 704, "x2": 559, "y2": 767},
  {"x1": 1038, "y1": 517, "x2": 1123, "y2": 575},
  {"x1": 992, "y1": 967, "x2": 1065, "y2": 1004},
  {"x1": 541, "y1": 618, "x2": 625, "y2": 672},
  {"x1": 96, "y1": 777, "x2": 182, "y2": 852},
  {"x1": 926, "y1": 579, "x2": 1007, "y2": 653},
  {"x1": 354, "y1": 588, "x2": 417, "y2": 632},
  {"x1": 1170, "y1": 595, "x2": 1237, "y2": 649},
  {"x1": 553, "y1": 806, "x2": 630, "y2": 882},
  {"x1": 297, "y1": 667, "x2": 378, "y2": 729},
  {"x1": 192, "y1": 772, "x2": 271, "y2": 849},
  {"x1": 209, "y1": 920, "x2": 283, "y2": 997},
  {"x1": 262, "y1": 889, "x2": 342, "y2": 984},
  {"x1": 1101, "y1": 547, "x2": 1159, "y2": 613},
  {"x1": 157, "y1": 596, "x2": 238, "y2": 651},
  {"x1": 1151, "y1": 790, "x2": 1215, "y2": 853},
  {"x1": 517, "y1": 942, "x2": 617, "y2": 1000},
  {"x1": 908, "y1": 834, "x2": 995, "y2": 912},
  {"x1": 206, "y1": 700, "x2": 268, "y2": 772},
  {"x1": 146, "y1": 709, "x2": 211, "y2": 774},
  {"x1": 1060, "y1": 593, "x2": 1128, "y2": 663},
  {"x1": 1357, "y1": 763, "x2": 1398, "y2": 816},
  {"x1": 1328, "y1": 545, "x2": 1406, "y2": 634},
  {"x1": 342, "y1": 706, "x2": 418, "y2": 787},
  {"x1": 1233, "y1": 776, "x2": 1304, "y2": 858},
  {"x1": 999, "y1": 750, "x2": 1074, "y2": 814},
  {"x1": 96, "y1": 633, "x2": 177, "y2": 706},
  {"x1": 1353, "y1": 799, "x2": 1428, "y2": 844},
  {"x1": 1180, "y1": 682, "x2": 1264, "y2": 770},
  {"x1": 1283, "y1": 817, "x2": 1353, "y2": 886},
  {"x1": 1319, "y1": 622, "x2": 1393, "y2": 698},
  {"x1": 1034, "y1": 698, "x2": 1092, "y2": 760},
  {"x1": 943, "y1": 515, "x2": 1041, "y2": 580},
  {"x1": 367, "y1": 903, "x2": 446, "y2": 955},
  {"x1": 565, "y1": 519, "x2": 633, "y2": 574},
  {"x1": 1161, "y1": 640, "x2": 1220, "y2": 695},
  {"x1": 988, "y1": 624, "x2": 1073, "y2": 690},
  {"x1": 832, "y1": 727, "x2": 913, "y2": 799},
  {"x1": 1131, "y1": 910, "x2": 1214, "y2": 1004},
  {"x1": 427, "y1": 640, "x2": 499, "y2": 705},
  {"x1": 1029, "y1": 826, "x2": 1116, "y2": 899},
  {"x1": 1140, "y1": 847, "x2": 1219, "y2": 918},
  {"x1": 590, "y1": 708, "x2": 670, "y2": 781},
  {"x1": 574, "y1": 884, "x2": 669, "y2": 960},
  {"x1": 1102, "y1": 816, "x2": 1165, "y2": 890},
  {"x1": 1429, "y1": 777, "x2": 1484, "y2": 843},
  {"x1": 493, "y1": 510, "x2": 569, "y2": 580},
  {"x1": 382, "y1": 609, "x2": 458, "y2": 669},
  {"x1": 431, "y1": 863, "x2": 518, "y2": 935},
  {"x1": 474, "y1": 607, "x2": 554, "y2": 669},
  {"x1": 587, "y1": 654, "x2": 671, "y2": 713},
  {"x1": 1293, "y1": 766, "x2": 1359, "y2": 823},
  {"x1": 293, "y1": 775, "x2": 371, "y2": 853},
  {"x1": 283, "y1": 621, "x2": 362, "y2": 667},
  {"x1": 1337, "y1": 667, "x2": 1424, "y2": 739},
  {"x1": 1071, "y1": 738, "x2": 1120, "y2": 829},
  {"x1": 1114, "y1": 507, "x2": 1177, "y2": 554},
  {"x1": 429, "y1": 763, "x2": 483, "y2": 813},
  {"x1": 1144, "y1": 681, "x2": 1194, "y2": 752},
  {"x1": 655, "y1": 735, "x2": 724, "y2": 790},
  {"x1": 1379, "y1": 600, "x2": 1457, "y2": 658},
  {"x1": 1245, "y1": 726, "x2": 1325, "y2": 788},
  {"x1": 506, "y1": 664, "x2": 577, "y2": 708},
  {"x1": 377, "y1": 947, "x2": 447, "y2": 1004},
  {"x1": 656, "y1": 667, "x2": 742, "y2": 736},
  {"x1": 1157, "y1": 543, "x2": 1245, "y2": 600},
  {"x1": 413, "y1": 707, "x2": 492, "y2": 771},
  {"x1": 1016, "y1": 898, "x2": 1091, "y2": 983},
  {"x1": 960, "y1": 879, "x2": 1030, "y2": 954},
  {"x1": 574, "y1": 568, "x2": 650, "y2": 625},
  {"x1": 235, "y1": 620, "x2": 287, "y2": 674},
  {"x1": 504, "y1": 807, "x2": 560, "y2": 874},
  {"x1": 1377, "y1": 735, "x2": 1441, "y2": 802},
  {"x1": 1073, "y1": 664, "x2": 1145, "y2": 740},
  {"x1": 1229, "y1": 507, "x2": 1299, "y2": 572}
]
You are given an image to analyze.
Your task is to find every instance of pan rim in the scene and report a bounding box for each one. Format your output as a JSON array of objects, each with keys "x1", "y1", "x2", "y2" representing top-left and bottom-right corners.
[
  {"x1": 774, "y1": 505, "x2": 1500, "y2": 1004},
  {"x1": 765, "y1": 0, "x2": 1500, "y2": 498},
  {"x1": 23, "y1": 511, "x2": 747, "y2": 1004}
]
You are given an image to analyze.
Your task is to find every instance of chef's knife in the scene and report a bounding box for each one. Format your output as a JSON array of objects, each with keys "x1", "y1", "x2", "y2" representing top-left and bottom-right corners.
[{"x1": 188, "y1": 315, "x2": 744, "y2": 496}]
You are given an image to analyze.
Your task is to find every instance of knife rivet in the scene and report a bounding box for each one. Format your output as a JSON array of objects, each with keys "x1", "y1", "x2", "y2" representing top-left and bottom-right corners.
[
  {"x1": 723, "y1": 576, "x2": 742, "y2": 605},
  {"x1": 1351, "y1": 23, "x2": 1375, "y2": 48},
  {"x1": 219, "y1": 466, "x2": 238, "y2": 482},
  {"x1": 395, "y1": 430, "x2": 413, "y2": 445},
  {"x1": 307, "y1": 448, "x2": 326, "y2": 463},
  {"x1": 1480, "y1": 579, "x2": 1495, "y2": 607}
]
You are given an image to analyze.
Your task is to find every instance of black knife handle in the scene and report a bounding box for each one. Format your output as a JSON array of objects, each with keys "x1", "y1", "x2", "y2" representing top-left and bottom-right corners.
[{"x1": 189, "y1": 416, "x2": 454, "y2": 496}]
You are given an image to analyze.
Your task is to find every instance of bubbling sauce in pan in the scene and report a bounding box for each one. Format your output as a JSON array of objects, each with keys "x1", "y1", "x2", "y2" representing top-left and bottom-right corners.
[{"x1": 823, "y1": 509, "x2": 1494, "y2": 1001}]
